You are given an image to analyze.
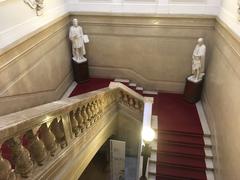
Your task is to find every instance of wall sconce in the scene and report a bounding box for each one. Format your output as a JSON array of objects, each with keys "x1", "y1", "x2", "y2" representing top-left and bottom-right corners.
[
  {"x1": 24, "y1": 0, "x2": 44, "y2": 16},
  {"x1": 140, "y1": 127, "x2": 155, "y2": 180}
]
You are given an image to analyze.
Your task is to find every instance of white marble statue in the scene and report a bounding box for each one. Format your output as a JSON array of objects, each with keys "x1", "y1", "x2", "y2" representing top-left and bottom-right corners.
[
  {"x1": 188, "y1": 38, "x2": 206, "y2": 82},
  {"x1": 69, "y1": 18, "x2": 89, "y2": 63}
]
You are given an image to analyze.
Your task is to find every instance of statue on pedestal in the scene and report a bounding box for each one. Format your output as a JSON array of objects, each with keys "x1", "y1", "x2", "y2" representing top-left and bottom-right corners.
[
  {"x1": 69, "y1": 18, "x2": 89, "y2": 63},
  {"x1": 188, "y1": 38, "x2": 206, "y2": 82}
]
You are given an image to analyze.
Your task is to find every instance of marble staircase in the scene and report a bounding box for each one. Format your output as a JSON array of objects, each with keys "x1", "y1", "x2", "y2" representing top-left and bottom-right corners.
[
  {"x1": 65, "y1": 78, "x2": 215, "y2": 180},
  {"x1": 114, "y1": 78, "x2": 215, "y2": 180}
]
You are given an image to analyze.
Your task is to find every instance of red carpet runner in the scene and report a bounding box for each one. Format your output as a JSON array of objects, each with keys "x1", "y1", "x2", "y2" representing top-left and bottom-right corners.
[
  {"x1": 153, "y1": 93, "x2": 206, "y2": 180},
  {"x1": 69, "y1": 78, "x2": 207, "y2": 180}
]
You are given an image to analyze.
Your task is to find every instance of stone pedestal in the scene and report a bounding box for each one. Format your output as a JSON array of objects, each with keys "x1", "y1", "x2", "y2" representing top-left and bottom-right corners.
[
  {"x1": 72, "y1": 59, "x2": 89, "y2": 83},
  {"x1": 184, "y1": 76, "x2": 204, "y2": 103}
]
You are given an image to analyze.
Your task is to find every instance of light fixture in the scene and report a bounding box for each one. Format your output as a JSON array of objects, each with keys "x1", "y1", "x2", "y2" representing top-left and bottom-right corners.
[
  {"x1": 140, "y1": 126, "x2": 155, "y2": 180},
  {"x1": 141, "y1": 126, "x2": 155, "y2": 143}
]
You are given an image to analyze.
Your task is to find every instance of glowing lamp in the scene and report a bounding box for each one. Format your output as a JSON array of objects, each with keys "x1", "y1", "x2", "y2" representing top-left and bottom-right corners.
[{"x1": 141, "y1": 127, "x2": 155, "y2": 142}]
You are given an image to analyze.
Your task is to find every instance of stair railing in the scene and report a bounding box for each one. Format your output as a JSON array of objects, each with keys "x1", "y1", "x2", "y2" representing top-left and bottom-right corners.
[{"x1": 0, "y1": 82, "x2": 145, "y2": 180}]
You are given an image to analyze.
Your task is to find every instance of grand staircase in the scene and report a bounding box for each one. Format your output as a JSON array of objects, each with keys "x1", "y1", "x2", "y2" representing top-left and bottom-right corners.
[{"x1": 68, "y1": 78, "x2": 215, "y2": 180}]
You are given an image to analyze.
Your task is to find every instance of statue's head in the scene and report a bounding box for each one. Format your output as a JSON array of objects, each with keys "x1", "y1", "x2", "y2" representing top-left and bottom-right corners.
[
  {"x1": 197, "y1": 38, "x2": 204, "y2": 45},
  {"x1": 72, "y1": 18, "x2": 78, "y2": 27}
]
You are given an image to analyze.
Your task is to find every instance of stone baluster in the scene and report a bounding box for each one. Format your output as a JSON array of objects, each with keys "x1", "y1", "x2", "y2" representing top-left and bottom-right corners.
[
  {"x1": 6, "y1": 137, "x2": 33, "y2": 178},
  {"x1": 39, "y1": 123, "x2": 58, "y2": 156},
  {"x1": 81, "y1": 106, "x2": 90, "y2": 128},
  {"x1": 69, "y1": 111, "x2": 80, "y2": 137},
  {"x1": 140, "y1": 102, "x2": 144, "y2": 111},
  {"x1": 86, "y1": 104, "x2": 94, "y2": 125},
  {"x1": 97, "y1": 99, "x2": 103, "y2": 118},
  {"x1": 76, "y1": 108, "x2": 85, "y2": 133},
  {"x1": 134, "y1": 98, "x2": 140, "y2": 109},
  {"x1": 0, "y1": 153, "x2": 16, "y2": 180},
  {"x1": 129, "y1": 97, "x2": 134, "y2": 107},
  {"x1": 25, "y1": 130, "x2": 47, "y2": 166},
  {"x1": 50, "y1": 118, "x2": 67, "y2": 149},
  {"x1": 90, "y1": 102, "x2": 96, "y2": 122},
  {"x1": 123, "y1": 93, "x2": 129, "y2": 106},
  {"x1": 93, "y1": 100, "x2": 100, "y2": 121}
]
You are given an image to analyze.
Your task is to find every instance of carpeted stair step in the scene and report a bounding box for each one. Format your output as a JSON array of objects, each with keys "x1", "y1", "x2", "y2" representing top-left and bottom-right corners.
[
  {"x1": 159, "y1": 129, "x2": 203, "y2": 138},
  {"x1": 158, "y1": 133, "x2": 204, "y2": 148},
  {"x1": 157, "y1": 144, "x2": 205, "y2": 159},
  {"x1": 157, "y1": 154, "x2": 206, "y2": 171},
  {"x1": 156, "y1": 165, "x2": 207, "y2": 180}
]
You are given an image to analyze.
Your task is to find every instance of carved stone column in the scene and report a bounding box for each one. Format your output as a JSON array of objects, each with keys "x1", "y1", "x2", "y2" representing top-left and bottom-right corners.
[
  {"x1": 39, "y1": 124, "x2": 58, "y2": 156},
  {"x1": 50, "y1": 118, "x2": 67, "y2": 148},
  {"x1": 25, "y1": 130, "x2": 47, "y2": 166},
  {"x1": 7, "y1": 137, "x2": 33, "y2": 178},
  {"x1": 0, "y1": 154, "x2": 16, "y2": 180}
]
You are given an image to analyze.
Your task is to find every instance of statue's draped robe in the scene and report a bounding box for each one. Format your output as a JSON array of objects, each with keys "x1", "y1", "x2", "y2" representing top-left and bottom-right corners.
[
  {"x1": 69, "y1": 26, "x2": 86, "y2": 57},
  {"x1": 192, "y1": 44, "x2": 206, "y2": 73}
]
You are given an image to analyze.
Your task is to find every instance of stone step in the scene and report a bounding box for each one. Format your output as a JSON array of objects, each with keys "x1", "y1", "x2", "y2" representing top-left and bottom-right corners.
[
  {"x1": 148, "y1": 174, "x2": 156, "y2": 180},
  {"x1": 204, "y1": 136, "x2": 212, "y2": 147},
  {"x1": 206, "y1": 169, "x2": 215, "y2": 180},
  {"x1": 143, "y1": 90, "x2": 158, "y2": 95},
  {"x1": 148, "y1": 161, "x2": 156, "y2": 175},
  {"x1": 150, "y1": 151, "x2": 157, "y2": 162},
  {"x1": 151, "y1": 116, "x2": 158, "y2": 130},
  {"x1": 205, "y1": 147, "x2": 213, "y2": 158},
  {"x1": 136, "y1": 87, "x2": 143, "y2": 91},
  {"x1": 205, "y1": 158, "x2": 214, "y2": 170},
  {"x1": 151, "y1": 140, "x2": 157, "y2": 151},
  {"x1": 114, "y1": 78, "x2": 130, "y2": 83},
  {"x1": 129, "y1": 82, "x2": 137, "y2": 87}
]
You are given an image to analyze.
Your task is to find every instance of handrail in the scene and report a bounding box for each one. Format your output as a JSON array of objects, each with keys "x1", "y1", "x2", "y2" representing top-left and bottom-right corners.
[{"x1": 0, "y1": 83, "x2": 146, "y2": 180}]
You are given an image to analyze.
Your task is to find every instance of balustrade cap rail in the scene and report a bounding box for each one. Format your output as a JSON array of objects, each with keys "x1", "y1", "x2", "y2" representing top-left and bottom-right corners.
[
  {"x1": 0, "y1": 83, "x2": 144, "y2": 142},
  {"x1": 109, "y1": 82, "x2": 144, "y2": 101},
  {"x1": 0, "y1": 82, "x2": 150, "y2": 180},
  {"x1": 0, "y1": 88, "x2": 111, "y2": 142}
]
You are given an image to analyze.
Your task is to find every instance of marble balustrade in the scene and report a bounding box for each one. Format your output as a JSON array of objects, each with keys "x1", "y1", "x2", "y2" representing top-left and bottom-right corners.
[{"x1": 0, "y1": 83, "x2": 145, "y2": 180}]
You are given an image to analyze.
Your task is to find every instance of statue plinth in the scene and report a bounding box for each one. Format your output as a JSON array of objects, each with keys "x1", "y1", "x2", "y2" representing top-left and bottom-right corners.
[
  {"x1": 72, "y1": 58, "x2": 89, "y2": 84},
  {"x1": 72, "y1": 57, "x2": 87, "y2": 64},
  {"x1": 187, "y1": 73, "x2": 205, "y2": 83},
  {"x1": 184, "y1": 76, "x2": 204, "y2": 103}
]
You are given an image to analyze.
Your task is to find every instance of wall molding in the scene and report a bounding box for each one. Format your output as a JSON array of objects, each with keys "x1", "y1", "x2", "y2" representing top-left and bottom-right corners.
[
  {"x1": 0, "y1": 4, "x2": 68, "y2": 55},
  {"x1": 90, "y1": 66, "x2": 185, "y2": 93},
  {"x1": 0, "y1": 1, "x2": 220, "y2": 54},
  {"x1": 66, "y1": 1, "x2": 219, "y2": 15},
  {"x1": 0, "y1": 16, "x2": 70, "y2": 70},
  {"x1": 218, "y1": 7, "x2": 240, "y2": 37}
]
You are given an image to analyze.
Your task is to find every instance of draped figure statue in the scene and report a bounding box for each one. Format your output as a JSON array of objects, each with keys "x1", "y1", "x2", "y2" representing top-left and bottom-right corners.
[
  {"x1": 188, "y1": 38, "x2": 206, "y2": 82},
  {"x1": 69, "y1": 18, "x2": 89, "y2": 63}
]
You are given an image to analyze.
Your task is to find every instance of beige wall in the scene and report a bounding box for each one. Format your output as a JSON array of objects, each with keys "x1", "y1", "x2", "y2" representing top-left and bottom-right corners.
[
  {"x1": 0, "y1": 0, "x2": 65, "y2": 31},
  {"x1": 0, "y1": 0, "x2": 67, "y2": 51},
  {"x1": 117, "y1": 112, "x2": 142, "y2": 156},
  {"x1": 0, "y1": 16, "x2": 73, "y2": 116},
  {"x1": 218, "y1": 0, "x2": 240, "y2": 37},
  {"x1": 202, "y1": 19, "x2": 240, "y2": 180},
  {"x1": 72, "y1": 14, "x2": 215, "y2": 93}
]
